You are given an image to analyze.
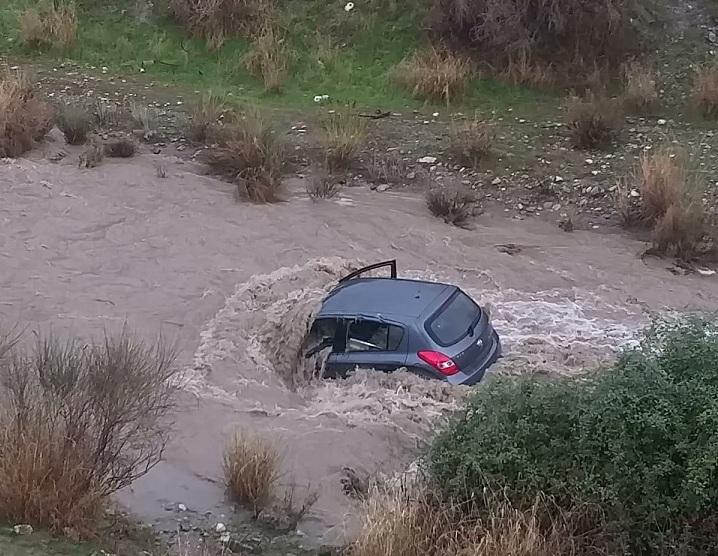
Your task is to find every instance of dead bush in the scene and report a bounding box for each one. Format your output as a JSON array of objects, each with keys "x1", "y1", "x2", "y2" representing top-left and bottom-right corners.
[
  {"x1": 0, "y1": 330, "x2": 178, "y2": 533},
  {"x1": 243, "y1": 23, "x2": 289, "y2": 93},
  {"x1": 637, "y1": 151, "x2": 684, "y2": 225},
  {"x1": 321, "y1": 108, "x2": 368, "y2": 170},
  {"x1": 169, "y1": 0, "x2": 271, "y2": 49},
  {"x1": 19, "y1": 1, "x2": 77, "y2": 51},
  {"x1": 223, "y1": 428, "x2": 281, "y2": 515},
  {"x1": 58, "y1": 105, "x2": 93, "y2": 145},
  {"x1": 365, "y1": 151, "x2": 409, "y2": 185},
  {"x1": 203, "y1": 110, "x2": 284, "y2": 202},
  {"x1": 693, "y1": 62, "x2": 718, "y2": 118},
  {"x1": 428, "y1": 0, "x2": 650, "y2": 82},
  {"x1": 188, "y1": 91, "x2": 229, "y2": 143},
  {"x1": 130, "y1": 101, "x2": 158, "y2": 136},
  {"x1": 0, "y1": 73, "x2": 54, "y2": 157},
  {"x1": 623, "y1": 61, "x2": 658, "y2": 112},
  {"x1": 306, "y1": 170, "x2": 340, "y2": 200},
  {"x1": 504, "y1": 53, "x2": 555, "y2": 88},
  {"x1": 449, "y1": 117, "x2": 494, "y2": 167},
  {"x1": 426, "y1": 187, "x2": 478, "y2": 227},
  {"x1": 566, "y1": 92, "x2": 622, "y2": 150},
  {"x1": 392, "y1": 47, "x2": 472, "y2": 104},
  {"x1": 104, "y1": 137, "x2": 137, "y2": 158}
]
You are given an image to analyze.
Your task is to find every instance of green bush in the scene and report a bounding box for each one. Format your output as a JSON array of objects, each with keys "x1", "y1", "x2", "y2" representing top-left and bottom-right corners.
[{"x1": 426, "y1": 318, "x2": 718, "y2": 554}]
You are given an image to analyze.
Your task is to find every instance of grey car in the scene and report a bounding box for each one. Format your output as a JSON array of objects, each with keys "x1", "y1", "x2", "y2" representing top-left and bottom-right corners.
[{"x1": 304, "y1": 261, "x2": 501, "y2": 385}]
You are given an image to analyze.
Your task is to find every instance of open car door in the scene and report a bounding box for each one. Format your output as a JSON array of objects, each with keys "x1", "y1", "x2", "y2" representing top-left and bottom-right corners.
[{"x1": 338, "y1": 260, "x2": 397, "y2": 284}]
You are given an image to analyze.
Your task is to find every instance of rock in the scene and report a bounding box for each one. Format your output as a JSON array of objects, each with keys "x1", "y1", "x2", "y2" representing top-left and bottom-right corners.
[
  {"x1": 491, "y1": 177, "x2": 502, "y2": 185},
  {"x1": 554, "y1": 175, "x2": 564, "y2": 183},
  {"x1": 657, "y1": 119, "x2": 667, "y2": 126},
  {"x1": 630, "y1": 189, "x2": 641, "y2": 197},
  {"x1": 417, "y1": 156, "x2": 437, "y2": 164},
  {"x1": 376, "y1": 184, "x2": 390, "y2": 192},
  {"x1": 215, "y1": 522, "x2": 227, "y2": 533},
  {"x1": 406, "y1": 171, "x2": 416, "y2": 180},
  {"x1": 709, "y1": 31, "x2": 717, "y2": 43},
  {"x1": 178, "y1": 503, "x2": 187, "y2": 512},
  {"x1": 13, "y1": 524, "x2": 33, "y2": 536}
]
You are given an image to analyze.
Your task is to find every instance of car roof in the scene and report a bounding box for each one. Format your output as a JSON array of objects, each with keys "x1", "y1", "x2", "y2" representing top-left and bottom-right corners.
[{"x1": 318, "y1": 278, "x2": 455, "y2": 320}]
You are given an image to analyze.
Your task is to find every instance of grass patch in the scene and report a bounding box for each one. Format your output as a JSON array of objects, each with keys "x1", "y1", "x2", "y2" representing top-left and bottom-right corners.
[
  {"x1": 565, "y1": 91, "x2": 622, "y2": 150},
  {"x1": 449, "y1": 116, "x2": 494, "y2": 167},
  {"x1": 104, "y1": 136, "x2": 137, "y2": 157},
  {"x1": 426, "y1": 318, "x2": 718, "y2": 554},
  {"x1": 223, "y1": 427, "x2": 281, "y2": 515},
  {"x1": 306, "y1": 169, "x2": 340, "y2": 199},
  {"x1": 320, "y1": 107, "x2": 368, "y2": 170},
  {"x1": 203, "y1": 109, "x2": 284, "y2": 202},
  {"x1": 19, "y1": 0, "x2": 77, "y2": 52},
  {"x1": 391, "y1": 47, "x2": 473, "y2": 104},
  {"x1": 0, "y1": 72, "x2": 53, "y2": 157},
  {"x1": 243, "y1": 22, "x2": 290, "y2": 94},
  {"x1": 693, "y1": 61, "x2": 718, "y2": 118},
  {"x1": 364, "y1": 150, "x2": 409, "y2": 185},
  {"x1": 57, "y1": 105, "x2": 92, "y2": 145},
  {"x1": 188, "y1": 90, "x2": 229, "y2": 143},
  {"x1": 623, "y1": 61, "x2": 658, "y2": 112},
  {"x1": 425, "y1": 187, "x2": 477, "y2": 227}
]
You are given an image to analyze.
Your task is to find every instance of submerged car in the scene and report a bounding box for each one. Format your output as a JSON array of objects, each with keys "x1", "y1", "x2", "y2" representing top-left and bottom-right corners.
[{"x1": 304, "y1": 261, "x2": 501, "y2": 385}]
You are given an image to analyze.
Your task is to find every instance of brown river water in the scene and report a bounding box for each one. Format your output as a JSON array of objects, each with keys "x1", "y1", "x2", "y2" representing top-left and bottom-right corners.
[{"x1": 2, "y1": 151, "x2": 718, "y2": 545}]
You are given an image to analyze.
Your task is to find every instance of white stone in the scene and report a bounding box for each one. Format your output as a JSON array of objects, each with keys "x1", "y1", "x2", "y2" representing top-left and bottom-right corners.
[
  {"x1": 418, "y1": 156, "x2": 437, "y2": 164},
  {"x1": 215, "y1": 523, "x2": 226, "y2": 533}
]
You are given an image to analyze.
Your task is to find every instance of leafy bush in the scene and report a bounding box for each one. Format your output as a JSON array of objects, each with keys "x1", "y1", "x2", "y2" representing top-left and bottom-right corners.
[
  {"x1": 0, "y1": 330, "x2": 178, "y2": 533},
  {"x1": 0, "y1": 73, "x2": 54, "y2": 157},
  {"x1": 426, "y1": 318, "x2": 718, "y2": 554}
]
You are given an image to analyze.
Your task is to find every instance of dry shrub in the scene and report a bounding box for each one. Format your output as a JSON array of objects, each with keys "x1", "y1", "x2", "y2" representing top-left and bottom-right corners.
[
  {"x1": 321, "y1": 108, "x2": 368, "y2": 170},
  {"x1": 392, "y1": 47, "x2": 472, "y2": 104},
  {"x1": 130, "y1": 101, "x2": 158, "y2": 134},
  {"x1": 428, "y1": 0, "x2": 649, "y2": 82},
  {"x1": 0, "y1": 73, "x2": 54, "y2": 157},
  {"x1": 348, "y1": 485, "x2": 594, "y2": 556},
  {"x1": 426, "y1": 187, "x2": 477, "y2": 227},
  {"x1": 450, "y1": 117, "x2": 494, "y2": 167},
  {"x1": 306, "y1": 170, "x2": 340, "y2": 200},
  {"x1": 104, "y1": 137, "x2": 137, "y2": 158},
  {"x1": 223, "y1": 428, "x2": 281, "y2": 515},
  {"x1": 188, "y1": 91, "x2": 229, "y2": 143},
  {"x1": 693, "y1": 62, "x2": 718, "y2": 118},
  {"x1": 78, "y1": 138, "x2": 104, "y2": 168},
  {"x1": 365, "y1": 151, "x2": 409, "y2": 185},
  {"x1": 58, "y1": 105, "x2": 93, "y2": 145},
  {"x1": 19, "y1": 1, "x2": 77, "y2": 51},
  {"x1": 638, "y1": 151, "x2": 684, "y2": 224},
  {"x1": 623, "y1": 61, "x2": 658, "y2": 112},
  {"x1": 169, "y1": 0, "x2": 271, "y2": 49},
  {"x1": 203, "y1": 110, "x2": 284, "y2": 202},
  {"x1": 243, "y1": 23, "x2": 289, "y2": 93},
  {"x1": 504, "y1": 53, "x2": 555, "y2": 88},
  {"x1": 0, "y1": 330, "x2": 178, "y2": 533},
  {"x1": 565, "y1": 92, "x2": 622, "y2": 150}
]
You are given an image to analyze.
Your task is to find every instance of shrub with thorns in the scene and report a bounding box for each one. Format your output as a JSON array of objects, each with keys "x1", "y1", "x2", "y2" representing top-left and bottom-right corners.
[
  {"x1": 243, "y1": 23, "x2": 289, "y2": 93},
  {"x1": 58, "y1": 105, "x2": 93, "y2": 145},
  {"x1": 19, "y1": 1, "x2": 77, "y2": 51},
  {"x1": 623, "y1": 61, "x2": 658, "y2": 112},
  {"x1": 0, "y1": 73, "x2": 54, "y2": 157},
  {"x1": 169, "y1": 0, "x2": 271, "y2": 49},
  {"x1": 392, "y1": 47, "x2": 473, "y2": 104},
  {"x1": 426, "y1": 187, "x2": 478, "y2": 227},
  {"x1": 565, "y1": 92, "x2": 622, "y2": 150},
  {"x1": 321, "y1": 108, "x2": 368, "y2": 171},
  {"x1": 223, "y1": 428, "x2": 281, "y2": 515},
  {"x1": 449, "y1": 117, "x2": 494, "y2": 167},
  {"x1": 203, "y1": 110, "x2": 284, "y2": 202},
  {"x1": 0, "y1": 329, "x2": 179, "y2": 533},
  {"x1": 693, "y1": 62, "x2": 718, "y2": 118}
]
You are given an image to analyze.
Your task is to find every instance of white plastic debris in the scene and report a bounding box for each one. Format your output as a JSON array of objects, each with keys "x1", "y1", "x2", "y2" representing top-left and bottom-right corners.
[
  {"x1": 178, "y1": 503, "x2": 187, "y2": 512},
  {"x1": 13, "y1": 524, "x2": 33, "y2": 535},
  {"x1": 215, "y1": 523, "x2": 226, "y2": 533},
  {"x1": 418, "y1": 156, "x2": 437, "y2": 164},
  {"x1": 657, "y1": 119, "x2": 667, "y2": 126},
  {"x1": 344, "y1": 2, "x2": 354, "y2": 11}
]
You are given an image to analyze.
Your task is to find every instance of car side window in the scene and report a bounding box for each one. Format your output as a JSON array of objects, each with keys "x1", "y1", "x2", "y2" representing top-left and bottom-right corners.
[{"x1": 346, "y1": 319, "x2": 403, "y2": 352}]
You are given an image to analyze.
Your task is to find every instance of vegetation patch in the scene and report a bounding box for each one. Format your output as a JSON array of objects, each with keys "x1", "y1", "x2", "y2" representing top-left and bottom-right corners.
[
  {"x1": 391, "y1": 48, "x2": 473, "y2": 104},
  {"x1": 320, "y1": 107, "x2": 368, "y2": 171},
  {"x1": 426, "y1": 187, "x2": 477, "y2": 227},
  {"x1": 0, "y1": 73, "x2": 53, "y2": 157},
  {"x1": 449, "y1": 117, "x2": 494, "y2": 167},
  {"x1": 19, "y1": 0, "x2": 77, "y2": 52},
  {"x1": 693, "y1": 61, "x2": 718, "y2": 117},
  {"x1": 565, "y1": 92, "x2": 623, "y2": 150},
  {"x1": 57, "y1": 105, "x2": 93, "y2": 145}
]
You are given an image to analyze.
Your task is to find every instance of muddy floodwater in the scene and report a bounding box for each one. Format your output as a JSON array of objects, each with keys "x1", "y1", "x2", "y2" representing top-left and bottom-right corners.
[{"x1": 3, "y1": 153, "x2": 718, "y2": 545}]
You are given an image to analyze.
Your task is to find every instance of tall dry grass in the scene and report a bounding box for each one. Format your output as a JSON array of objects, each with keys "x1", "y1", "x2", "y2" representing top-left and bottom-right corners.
[
  {"x1": 321, "y1": 108, "x2": 368, "y2": 170},
  {"x1": 0, "y1": 73, "x2": 54, "y2": 157},
  {"x1": 693, "y1": 62, "x2": 718, "y2": 117},
  {"x1": 565, "y1": 92, "x2": 622, "y2": 150},
  {"x1": 223, "y1": 428, "x2": 281, "y2": 515},
  {"x1": 623, "y1": 61, "x2": 658, "y2": 112},
  {"x1": 243, "y1": 23, "x2": 289, "y2": 93},
  {"x1": 203, "y1": 109, "x2": 284, "y2": 202},
  {"x1": 449, "y1": 117, "x2": 494, "y2": 167},
  {"x1": 392, "y1": 48, "x2": 473, "y2": 105},
  {"x1": 188, "y1": 91, "x2": 230, "y2": 143},
  {"x1": 426, "y1": 187, "x2": 477, "y2": 227},
  {"x1": 19, "y1": 1, "x2": 77, "y2": 51},
  {"x1": 0, "y1": 330, "x2": 179, "y2": 533}
]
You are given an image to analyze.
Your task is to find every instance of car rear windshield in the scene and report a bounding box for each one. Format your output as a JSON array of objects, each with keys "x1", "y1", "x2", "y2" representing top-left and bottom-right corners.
[{"x1": 427, "y1": 291, "x2": 481, "y2": 346}]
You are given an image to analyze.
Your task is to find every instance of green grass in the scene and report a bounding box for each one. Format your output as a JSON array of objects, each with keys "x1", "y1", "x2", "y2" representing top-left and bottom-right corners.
[
  {"x1": 0, "y1": 526, "x2": 95, "y2": 556},
  {"x1": 0, "y1": 0, "x2": 550, "y2": 112}
]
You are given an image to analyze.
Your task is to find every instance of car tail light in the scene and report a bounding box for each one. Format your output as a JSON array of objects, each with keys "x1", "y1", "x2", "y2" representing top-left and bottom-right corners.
[{"x1": 418, "y1": 350, "x2": 459, "y2": 376}]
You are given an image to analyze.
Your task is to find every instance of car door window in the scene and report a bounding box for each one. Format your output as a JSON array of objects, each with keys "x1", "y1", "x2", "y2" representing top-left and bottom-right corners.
[
  {"x1": 346, "y1": 320, "x2": 403, "y2": 352},
  {"x1": 305, "y1": 318, "x2": 339, "y2": 358}
]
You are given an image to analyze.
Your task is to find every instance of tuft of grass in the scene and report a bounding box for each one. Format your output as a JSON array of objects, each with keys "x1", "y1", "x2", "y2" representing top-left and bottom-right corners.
[
  {"x1": 94, "y1": 101, "x2": 123, "y2": 128},
  {"x1": 306, "y1": 169, "x2": 340, "y2": 199},
  {"x1": 693, "y1": 61, "x2": 718, "y2": 118},
  {"x1": 188, "y1": 91, "x2": 229, "y2": 143},
  {"x1": 155, "y1": 161, "x2": 168, "y2": 178},
  {"x1": 104, "y1": 136, "x2": 137, "y2": 158},
  {"x1": 623, "y1": 61, "x2": 658, "y2": 112},
  {"x1": 0, "y1": 330, "x2": 178, "y2": 533},
  {"x1": 565, "y1": 91, "x2": 622, "y2": 150},
  {"x1": 203, "y1": 109, "x2": 284, "y2": 202},
  {"x1": 57, "y1": 105, "x2": 92, "y2": 145},
  {"x1": 365, "y1": 151, "x2": 409, "y2": 185},
  {"x1": 0, "y1": 72, "x2": 54, "y2": 157},
  {"x1": 78, "y1": 137, "x2": 104, "y2": 168},
  {"x1": 391, "y1": 47, "x2": 473, "y2": 104},
  {"x1": 223, "y1": 428, "x2": 281, "y2": 515},
  {"x1": 243, "y1": 23, "x2": 290, "y2": 94},
  {"x1": 449, "y1": 117, "x2": 494, "y2": 167},
  {"x1": 426, "y1": 187, "x2": 477, "y2": 227},
  {"x1": 321, "y1": 108, "x2": 368, "y2": 171},
  {"x1": 19, "y1": 1, "x2": 77, "y2": 52},
  {"x1": 129, "y1": 102, "x2": 158, "y2": 135}
]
